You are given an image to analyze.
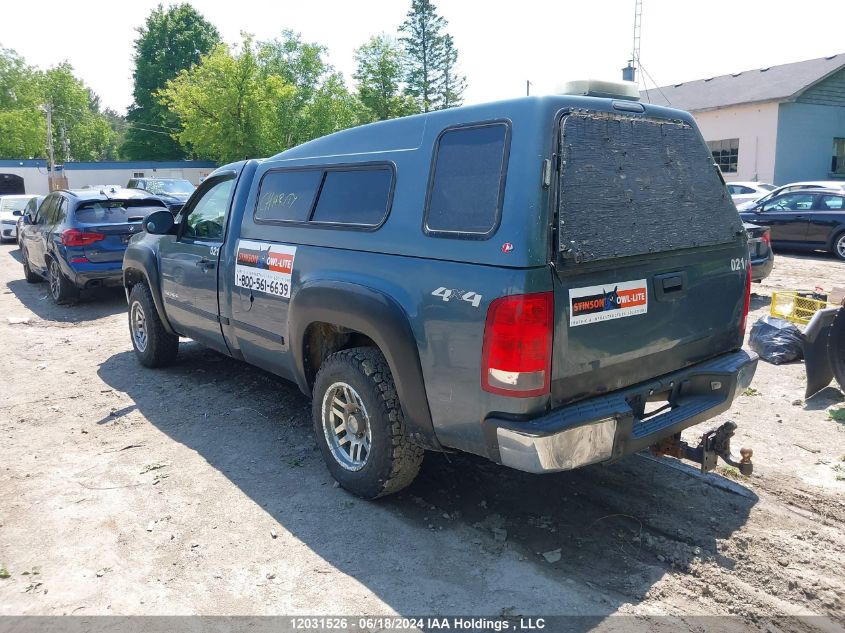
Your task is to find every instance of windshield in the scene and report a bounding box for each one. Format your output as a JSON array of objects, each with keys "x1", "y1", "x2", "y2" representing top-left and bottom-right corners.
[
  {"x1": 74, "y1": 199, "x2": 166, "y2": 224},
  {"x1": 0, "y1": 197, "x2": 34, "y2": 213},
  {"x1": 143, "y1": 180, "x2": 195, "y2": 195}
]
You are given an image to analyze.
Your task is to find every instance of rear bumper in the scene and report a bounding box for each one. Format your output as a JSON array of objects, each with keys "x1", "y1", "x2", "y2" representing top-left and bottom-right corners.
[
  {"x1": 750, "y1": 251, "x2": 774, "y2": 282},
  {"x1": 62, "y1": 260, "x2": 124, "y2": 289},
  {"x1": 486, "y1": 349, "x2": 758, "y2": 473}
]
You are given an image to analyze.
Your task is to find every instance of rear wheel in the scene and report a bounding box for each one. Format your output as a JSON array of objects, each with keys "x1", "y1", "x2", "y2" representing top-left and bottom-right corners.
[
  {"x1": 48, "y1": 258, "x2": 78, "y2": 304},
  {"x1": 832, "y1": 231, "x2": 845, "y2": 261},
  {"x1": 312, "y1": 347, "x2": 423, "y2": 499},
  {"x1": 128, "y1": 283, "x2": 179, "y2": 367},
  {"x1": 21, "y1": 251, "x2": 41, "y2": 283}
]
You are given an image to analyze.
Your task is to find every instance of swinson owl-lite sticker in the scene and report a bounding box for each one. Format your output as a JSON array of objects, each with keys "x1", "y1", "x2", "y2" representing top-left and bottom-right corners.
[
  {"x1": 569, "y1": 279, "x2": 648, "y2": 326},
  {"x1": 234, "y1": 240, "x2": 297, "y2": 299}
]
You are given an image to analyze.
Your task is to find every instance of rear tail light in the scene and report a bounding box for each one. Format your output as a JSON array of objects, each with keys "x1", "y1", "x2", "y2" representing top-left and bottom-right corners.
[
  {"x1": 61, "y1": 229, "x2": 104, "y2": 247},
  {"x1": 481, "y1": 292, "x2": 554, "y2": 397},
  {"x1": 761, "y1": 230, "x2": 771, "y2": 246},
  {"x1": 739, "y1": 262, "x2": 752, "y2": 336}
]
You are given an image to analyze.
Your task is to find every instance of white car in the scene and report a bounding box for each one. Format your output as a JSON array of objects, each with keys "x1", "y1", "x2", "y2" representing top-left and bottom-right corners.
[
  {"x1": 0, "y1": 195, "x2": 36, "y2": 243},
  {"x1": 726, "y1": 181, "x2": 775, "y2": 206},
  {"x1": 736, "y1": 180, "x2": 845, "y2": 211}
]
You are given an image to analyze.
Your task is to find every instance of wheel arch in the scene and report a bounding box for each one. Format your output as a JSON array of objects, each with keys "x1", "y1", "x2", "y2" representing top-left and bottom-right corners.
[
  {"x1": 828, "y1": 226, "x2": 845, "y2": 256},
  {"x1": 123, "y1": 243, "x2": 178, "y2": 336},
  {"x1": 289, "y1": 280, "x2": 442, "y2": 451}
]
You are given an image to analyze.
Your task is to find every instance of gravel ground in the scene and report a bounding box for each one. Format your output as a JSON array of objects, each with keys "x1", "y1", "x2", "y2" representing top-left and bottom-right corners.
[{"x1": 0, "y1": 242, "x2": 843, "y2": 631}]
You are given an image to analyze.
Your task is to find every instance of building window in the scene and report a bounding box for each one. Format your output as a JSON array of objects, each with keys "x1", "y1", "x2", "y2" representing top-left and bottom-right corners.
[
  {"x1": 707, "y1": 139, "x2": 739, "y2": 173},
  {"x1": 133, "y1": 172, "x2": 145, "y2": 178},
  {"x1": 832, "y1": 138, "x2": 845, "y2": 175}
]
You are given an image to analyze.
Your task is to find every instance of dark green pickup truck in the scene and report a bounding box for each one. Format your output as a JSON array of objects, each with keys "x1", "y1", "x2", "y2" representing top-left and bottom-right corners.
[{"x1": 123, "y1": 80, "x2": 758, "y2": 498}]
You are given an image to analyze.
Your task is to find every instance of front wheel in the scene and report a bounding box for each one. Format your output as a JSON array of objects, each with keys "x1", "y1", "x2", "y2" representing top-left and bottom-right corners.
[
  {"x1": 48, "y1": 258, "x2": 78, "y2": 304},
  {"x1": 832, "y1": 231, "x2": 845, "y2": 261},
  {"x1": 312, "y1": 347, "x2": 423, "y2": 499},
  {"x1": 128, "y1": 283, "x2": 179, "y2": 367}
]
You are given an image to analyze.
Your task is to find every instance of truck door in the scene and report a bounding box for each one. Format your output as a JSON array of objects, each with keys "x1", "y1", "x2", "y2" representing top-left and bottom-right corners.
[
  {"x1": 159, "y1": 174, "x2": 236, "y2": 352},
  {"x1": 24, "y1": 195, "x2": 56, "y2": 272}
]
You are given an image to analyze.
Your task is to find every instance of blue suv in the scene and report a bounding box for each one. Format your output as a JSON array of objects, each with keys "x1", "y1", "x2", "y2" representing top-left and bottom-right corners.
[{"x1": 20, "y1": 187, "x2": 168, "y2": 304}]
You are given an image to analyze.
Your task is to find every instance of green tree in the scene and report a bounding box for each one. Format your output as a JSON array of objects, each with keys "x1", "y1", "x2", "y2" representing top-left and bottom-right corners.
[
  {"x1": 258, "y1": 31, "x2": 330, "y2": 110},
  {"x1": 158, "y1": 37, "x2": 296, "y2": 163},
  {"x1": 122, "y1": 3, "x2": 220, "y2": 160},
  {"x1": 42, "y1": 64, "x2": 119, "y2": 162},
  {"x1": 435, "y1": 34, "x2": 464, "y2": 109},
  {"x1": 297, "y1": 73, "x2": 370, "y2": 142},
  {"x1": 354, "y1": 35, "x2": 420, "y2": 121},
  {"x1": 0, "y1": 47, "x2": 44, "y2": 159},
  {"x1": 399, "y1": 0, "x2": 446, "y2": 112}
]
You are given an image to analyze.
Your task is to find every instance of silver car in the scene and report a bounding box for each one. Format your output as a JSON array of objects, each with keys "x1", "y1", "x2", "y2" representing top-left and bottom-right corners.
[{"x1": 0, "y1": 195, "x2": 37, "y2": 243}]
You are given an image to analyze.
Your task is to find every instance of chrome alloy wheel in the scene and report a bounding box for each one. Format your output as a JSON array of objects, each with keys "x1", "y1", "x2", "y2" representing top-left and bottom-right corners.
[
  {"x1": 321, "y1": 382, "x2": 372, "y2": 471},
  {"x1": 49, "y1": 260, "x2": 61, "y2": 300},
  {"x1": 130, "y1": 300, "x2": 148, "y2": 352},
  {"x1": 836, "y1": 234, "x2": 845, "y2": 259}
]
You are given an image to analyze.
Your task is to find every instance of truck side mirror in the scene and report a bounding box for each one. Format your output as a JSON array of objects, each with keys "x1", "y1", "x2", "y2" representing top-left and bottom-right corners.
[
  {"x1": 22, "y1": 214, "x2": 32, "y2": 225},
  {"x1": 12, "y1": 210, "x2": 22, "y2": 217},
  {"x1": 143, "y1": 210, "x2": 175, "y2": 235}
]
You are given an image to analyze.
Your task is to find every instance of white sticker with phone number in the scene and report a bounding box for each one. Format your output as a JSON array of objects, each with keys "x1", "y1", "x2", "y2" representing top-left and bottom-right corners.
[{"x1": 234, "y1": 240, "x2": 296, "y2": 299}]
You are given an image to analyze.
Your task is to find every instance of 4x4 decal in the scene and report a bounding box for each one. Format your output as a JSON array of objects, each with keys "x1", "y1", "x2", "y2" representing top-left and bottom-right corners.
[{"x1": 431, "y1": 287, "x2": 483, "y2": 308}]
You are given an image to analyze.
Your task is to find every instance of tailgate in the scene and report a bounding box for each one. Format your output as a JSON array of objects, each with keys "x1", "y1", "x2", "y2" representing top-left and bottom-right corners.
[
  {"x1": 79, "y1": 222, "x2": 142, "y2": 263},
  {"x1": 551, "y1": 111, "x2": 748, "y2": 406}
]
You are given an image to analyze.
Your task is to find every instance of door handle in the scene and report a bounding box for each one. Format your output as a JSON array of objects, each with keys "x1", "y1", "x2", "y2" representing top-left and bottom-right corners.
[{"x1": 654, "y1": 271, "x2": 687, "y2": 301}]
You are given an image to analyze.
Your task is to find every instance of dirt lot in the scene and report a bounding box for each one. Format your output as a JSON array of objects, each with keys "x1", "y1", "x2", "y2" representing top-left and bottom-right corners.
[{"x1": 0, "y1": 242, "x2": 843, "y2": 630}]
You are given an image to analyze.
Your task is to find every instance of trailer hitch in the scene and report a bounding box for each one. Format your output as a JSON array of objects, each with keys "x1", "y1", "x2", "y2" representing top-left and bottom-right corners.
[{"x1": 650, "y1": 421, "x2": 753, "y2": 476}]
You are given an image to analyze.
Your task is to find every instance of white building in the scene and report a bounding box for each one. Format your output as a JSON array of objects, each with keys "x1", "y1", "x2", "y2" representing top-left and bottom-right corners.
[
  {"x1": 641, "y1": 54, "x2": 845, "y2": 185},
  {"x1": 0, "y1": 160, "x2": 217, "y2": 195}
]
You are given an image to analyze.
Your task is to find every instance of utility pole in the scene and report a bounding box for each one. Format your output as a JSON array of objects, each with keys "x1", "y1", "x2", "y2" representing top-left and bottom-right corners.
[
  {"x1": 40, "y1": 103, "x2": 56, "y2": 191},
  {"x1": 59, "y1": 125, "x2": 70, "y2": 163},
  {"x1": 526, "y1": 80, "x2": 532, "y2": 96}
]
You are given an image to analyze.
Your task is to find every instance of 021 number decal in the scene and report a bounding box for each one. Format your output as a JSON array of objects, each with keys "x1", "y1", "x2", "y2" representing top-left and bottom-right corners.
[
  {"x1": 730, "y1": 257, "x2": 746, "y2": 271},
  {"x1": 431, "y1": 287, "x2": 483, "y2": 308}
]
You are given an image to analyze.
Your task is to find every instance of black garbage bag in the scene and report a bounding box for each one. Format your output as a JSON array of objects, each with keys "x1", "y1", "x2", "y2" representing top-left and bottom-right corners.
[{"x1": 749, "y1": 315, "x2": 804, "y2": 365}]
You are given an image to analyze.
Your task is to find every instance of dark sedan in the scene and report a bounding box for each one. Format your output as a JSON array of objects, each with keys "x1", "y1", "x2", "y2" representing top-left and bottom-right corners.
[
  {"x1": 744, "y1": 222, "x2": 773, "y2": 281},
  {"x1": 739, "y1": 189, "x2": 845, "y2": 260}
]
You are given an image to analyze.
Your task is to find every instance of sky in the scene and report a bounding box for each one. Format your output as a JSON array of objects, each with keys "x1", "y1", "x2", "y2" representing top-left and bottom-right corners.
[{"x1": 2, "y1": 0, "x2": 845, "y2": 114}]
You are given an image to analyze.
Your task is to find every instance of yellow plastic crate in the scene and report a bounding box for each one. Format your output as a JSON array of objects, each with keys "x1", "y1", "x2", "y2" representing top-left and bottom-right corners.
[{"x1": 770, "y1": 291, "x2": 835, "y2": 326}]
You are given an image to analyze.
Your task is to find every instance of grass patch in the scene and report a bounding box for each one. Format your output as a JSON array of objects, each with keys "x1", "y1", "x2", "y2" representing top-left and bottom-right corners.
[
  {"x1": 827, "y1": 407, "x2": 845, "y2": 422},
  {"x1": 743, "y1": 387, "x2": 762, "y2": 397},
  {"x1": 716, "y1": 465, "x2": 741, "y2": 479},
  {"x1": 0, "y1": 566, "x2": 9, "y2": 579},
  {"x1": 287, "y1": 457, "x2": 303, "y2": 468}
]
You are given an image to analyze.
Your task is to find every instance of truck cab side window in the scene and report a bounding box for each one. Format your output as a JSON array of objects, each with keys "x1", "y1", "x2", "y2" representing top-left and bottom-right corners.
[{"x1": 183, "y1": 179, "x2": 234, "y2": 241}]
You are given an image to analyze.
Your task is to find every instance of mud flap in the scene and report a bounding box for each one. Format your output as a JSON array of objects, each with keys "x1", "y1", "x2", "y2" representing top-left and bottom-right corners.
[{"x1": 803, "y1": 307, "x2": 841, "y2": 399}]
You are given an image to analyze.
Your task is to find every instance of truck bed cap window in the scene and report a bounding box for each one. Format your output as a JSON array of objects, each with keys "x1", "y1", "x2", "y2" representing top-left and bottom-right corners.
[
  {"x1": 558, "y1": 113, "x2": 742, "y2": 263},
  {"x1": 425, "y1": 122, "x2": 509, "y2": 238},
  {"x1": 255, "y1": 170, "x2": 323, "y2": 222},
  {"x1": 311, "y1": 168, "x2": 392, "y2": 226}
]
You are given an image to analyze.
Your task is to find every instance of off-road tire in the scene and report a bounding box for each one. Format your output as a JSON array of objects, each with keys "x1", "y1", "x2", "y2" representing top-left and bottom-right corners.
[
  {"x1": 312, "y1": 347, "x2": 424, "y2": 499},
  {"x1": 22, "y1": 251, "x2": 41, "y2": 283},
  {"x1": 128, "y1": 283, "x2": 179, "y2": 368},
  {"x1": 832, "y1": 231, "x2": 845, "y2": 261},
  {"x1": 47, "y1": 257, "x2": 78, "y2": 304}
]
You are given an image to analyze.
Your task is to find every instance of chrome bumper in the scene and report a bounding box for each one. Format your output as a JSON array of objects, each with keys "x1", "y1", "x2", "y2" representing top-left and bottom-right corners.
[{"x1": 487, "y1": 349, "x2": 758, "y2": 474}]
